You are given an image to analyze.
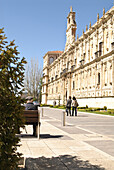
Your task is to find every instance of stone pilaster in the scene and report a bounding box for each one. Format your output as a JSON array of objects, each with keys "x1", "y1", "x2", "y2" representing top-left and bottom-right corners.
[
  {"x1": 112, "y1": 55, "x2": 114, "y2": 96},
  {"x1": 100, "y1": 61, "x2": 103, "y2": 96},
  {"x1": 62, "y1": 77, "x2": 65, "y2": 104},
  {"x1": 68, "y1": 73, "x2": 71, "y2": 97},
  {"x1": 94, "y1": 64, "x2": 97, "y2": 97}
]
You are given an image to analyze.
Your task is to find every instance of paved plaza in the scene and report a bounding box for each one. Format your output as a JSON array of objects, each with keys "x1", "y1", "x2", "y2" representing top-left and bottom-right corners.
[{"x1": 18, "y1": 107, "x2": 114, "y2": 170}]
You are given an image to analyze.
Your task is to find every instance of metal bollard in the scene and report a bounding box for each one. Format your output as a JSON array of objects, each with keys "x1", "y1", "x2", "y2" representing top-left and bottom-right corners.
[
  {"x1": 42, "y1": 108, "x2": 44, "y2": 117},
  {"x1": 62, "y1": 111, "x2": 65, "y2": 126},
  {"x1": 37, "y1": 110, "x2": 40, "y2": 139}
]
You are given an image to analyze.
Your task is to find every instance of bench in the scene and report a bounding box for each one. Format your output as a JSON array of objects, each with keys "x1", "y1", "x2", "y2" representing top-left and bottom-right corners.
[{"x1": 23, "y1": 110, "x2": 40, "y2": 138}]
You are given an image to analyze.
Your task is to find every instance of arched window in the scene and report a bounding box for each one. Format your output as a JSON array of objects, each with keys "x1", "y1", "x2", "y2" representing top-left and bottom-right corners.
[
  {"x1": 67, "y1": 61, "x2": 70, "y2": 69},
  {"x1": 99, "y1": 42, "x2": 103, "y2": 56},
  {"x1": 98, "y1": 73, "x2": 100, "y2": 85},
  {"x1": 49, "y1": 57, "x2": 54, "y2": 64},
  {"x1": 73, "y1": 81, "x2": 75, "y2": 90}
]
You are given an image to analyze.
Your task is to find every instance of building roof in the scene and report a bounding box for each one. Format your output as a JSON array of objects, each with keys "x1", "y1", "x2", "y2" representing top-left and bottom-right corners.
[
  {"x1": 47, "y1": 51, "x2": 63, "y2": 54},
  {"x1": 43, "y1": 51, "x2": 63, "y2": 58}
]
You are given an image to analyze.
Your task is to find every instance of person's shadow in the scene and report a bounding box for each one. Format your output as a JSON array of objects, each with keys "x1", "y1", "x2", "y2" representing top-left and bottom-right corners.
[{"x1": 20, "y1": 155, "x2": 105, "y2": 170}]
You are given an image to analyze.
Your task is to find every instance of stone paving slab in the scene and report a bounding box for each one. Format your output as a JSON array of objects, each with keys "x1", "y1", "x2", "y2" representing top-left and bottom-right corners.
[
  {"x1": 25, "y1": 155, "x2": 105, "y2": 170},
  {"x1": 79, "y1": 125, "x2": 114, "y2": 135},
  {"x1": 59, "y1": 126, "x2": 92, "y2": 134},
  {"x1": 18, "y1": 109, "x2": 114, "y2": 170},
  {"x1": 85, "y1": 140, "x2": 114, "y2": 157},
  {"x1": 47, "y1": 120, "x2": 92, "y2": 134}
]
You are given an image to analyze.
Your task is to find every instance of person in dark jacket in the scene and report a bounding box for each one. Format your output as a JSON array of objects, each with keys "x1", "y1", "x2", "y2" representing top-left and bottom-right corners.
[
  {"x1": 66, "y1": 96, "x2": 72, "y2": 116},
  {"x1": 25, "y1": 96, "x2": 37, "y2": 110},
  {"x1": 25, "y1": 96, "x2": 37, "y2": 136}
]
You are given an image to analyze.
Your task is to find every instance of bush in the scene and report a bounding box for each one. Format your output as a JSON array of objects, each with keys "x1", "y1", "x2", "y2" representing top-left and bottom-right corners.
[
  {"x1": 86, "y1": 105, "x2": 88, "y2": 108},
  {"x1": 0, "y1": 28, "x2": 26, "y2": 170},
  {"x1": 94, "y1": 108, "x2": 102, "y2": 111},
  {"x1": 78, "y1": 107, "x2": 86, "y2": 109},
  {"x1": 59, "y1": 105, "x2": 66, "y2": 109},
  {"x1": 107, "y1": 109, "x2": 114, "y2": 114},
  {"x1": 104, "y1": 106, "x2": 107, "y2": 110},
  {"x1": 40, "y1": 104, "x2": 51, "y2": 107},
  {"x1": 53, "y1": 105, "x2": 59, "y2": 108},
  {"x1": 33, "y1": 98, "x2": 37, "y2": 101}
]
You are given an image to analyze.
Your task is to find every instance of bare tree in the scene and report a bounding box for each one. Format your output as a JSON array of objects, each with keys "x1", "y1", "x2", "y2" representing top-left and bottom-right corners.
[{"x1": 24, "y1": 57, "x2": 42, "y2": 99}]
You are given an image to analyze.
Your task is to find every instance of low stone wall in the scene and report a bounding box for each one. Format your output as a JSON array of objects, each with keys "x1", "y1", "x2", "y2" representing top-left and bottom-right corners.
[
  {"x1": 47, "y1": 99, "x2": 62, "y2": 106},
  {"x1": 47, "y1": 97, "x2": 114, "y2": 109},
  {"x1": 77, "y1": 97, "x2": 114, "y2": 109}
]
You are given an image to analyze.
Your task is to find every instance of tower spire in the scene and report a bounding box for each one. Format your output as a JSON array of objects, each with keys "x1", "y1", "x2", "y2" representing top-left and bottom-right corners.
[
  {"x1": 97, "y1": 13, "x2": 99, "y2": 22},
  {"x1": 103, "y1": 8, "x2": 105, "y2": 16},
  {"x1": 70, "y1": 6, "x2": 73, "y2": 12},
  {"x1": 65, "y1": 7, "x2": 77, "y2": 51}
]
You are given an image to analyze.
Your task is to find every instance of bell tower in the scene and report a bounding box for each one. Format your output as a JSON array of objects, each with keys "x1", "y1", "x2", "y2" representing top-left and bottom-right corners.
[{"x1": 65, "y1": 6, "x2": 77, "y2": 51}]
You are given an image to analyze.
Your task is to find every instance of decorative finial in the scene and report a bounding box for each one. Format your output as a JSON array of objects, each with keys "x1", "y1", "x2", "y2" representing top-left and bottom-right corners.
[
  {"x1": 97, "y1": 13, "x2": 99, "y2": 22},
  {"x1": 77, "y1": 34, "x2": 79, "y2": 40},
  {"x1": 103, "y1": 8, "x2": 105, "y2": 15},
  {"x1": 89, "y1": 21, "x2": 91, "y2": 29},
  {"x1": 86, "y1": 25, "x2": 88, "y2": 31},
  {"x1": 70, "y1": 6, "x2": 73, "y2": 12}
]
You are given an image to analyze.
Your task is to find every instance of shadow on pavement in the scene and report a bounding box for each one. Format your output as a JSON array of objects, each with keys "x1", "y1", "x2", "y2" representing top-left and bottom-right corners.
[
  {"x1": 16, "y1": 134, "x2": 36, "y2": 138},
  {"x1": 40, "y1": 134, "x2": 63, "y2": 139},
  {"x1": 23, "y1": 155, "x2": 105, "y2": 170},
  {"x1": 17, "y1": 134, "x2": 63, "y2": 139}
]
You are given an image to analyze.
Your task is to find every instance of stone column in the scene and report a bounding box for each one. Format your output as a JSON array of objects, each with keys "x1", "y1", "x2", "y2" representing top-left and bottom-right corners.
[
  {"x1": 88, "y1": 37, "x2": 90, "y2": 62},
  {"x1": 101, "y1": 61, "x2": 103, "y2": 97},
  {"x1": 103, "y1": 63, "x2": 105, "y2": 86},
  {"x1": 102, "y1": 26, "x2": 105, "y2": 55},
  {"x1": 94, "y1": 64, "x2": 97, "y2": 97},
  {"x1": 79, "y1": 71, "x2": 82, "y2": 97},
  {"x1": 109, "y1": 60, "x2": 112, "y2": 87},
  {"x1": 107, "y1": 61, "x2": 110, "y2": 87},
  {"x1": 62, "y1": 77, "x2": 65, "y2": 105},
  {"x1": 112, "y1": 55, "x2": 114, "y2": 96},
  {"x1": 68, "y1": 73, "x2": 71, "y2": 97},
  {"x1": 105, "y1": 62, "x2": 107, "y2": 86},
  {"x1": 85, "y1": 69, "x2": 88, "y2": 96}
]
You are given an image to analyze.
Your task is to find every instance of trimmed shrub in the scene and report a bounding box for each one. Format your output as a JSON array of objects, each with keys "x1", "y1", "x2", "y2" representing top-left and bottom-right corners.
[
  {"x1": 86, "y1": 105, "x2": 88, "y2": 108},
  {"x1": 104, "y1": 106, "x2": 107, "y2": 110},
  {"x1": 0, "y1": 28, "x2": 26, "y2": 170}
]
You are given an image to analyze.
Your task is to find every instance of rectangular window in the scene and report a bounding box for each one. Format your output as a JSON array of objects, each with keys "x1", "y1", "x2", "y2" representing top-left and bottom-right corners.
[
  {"x1": 73, "y1": 81, "x2": 75, "y2": 90},
  {"x1": 99, "y1": 42, "x2": 102, "y2": 56},
  {"x1": 74, "y1": 59, "x2": 76, "y2": 65},
  {"x1": 98, "y1": 73, "x2": 100, "y2": 85},
  {"x1": 56, "y1": 86, "x2": 58, "y2": 93}
]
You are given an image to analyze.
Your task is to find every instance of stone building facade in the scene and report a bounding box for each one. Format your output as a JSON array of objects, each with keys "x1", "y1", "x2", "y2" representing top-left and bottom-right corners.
[{"x1": 42, "y1": 6, "x2": 114, "y2": 108}]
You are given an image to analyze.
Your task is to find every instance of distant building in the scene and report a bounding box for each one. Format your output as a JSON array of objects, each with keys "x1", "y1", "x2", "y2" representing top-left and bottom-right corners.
[
  {"x1": 42, "y1": 6, "x2": 114, "y2": 108},
  {"x1": 42, "y1": 51, "x2": 63, "y2": 104}
]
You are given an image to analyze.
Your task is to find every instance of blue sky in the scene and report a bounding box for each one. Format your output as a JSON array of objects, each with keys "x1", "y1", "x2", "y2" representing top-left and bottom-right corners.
[{"x1": 0, "y1": 0, "x2": 113, "y2": 68}]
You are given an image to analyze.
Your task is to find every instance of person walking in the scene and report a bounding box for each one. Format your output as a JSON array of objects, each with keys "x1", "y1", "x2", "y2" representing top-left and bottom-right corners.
[
  {"x1": 72, "y1": 96, "x2": 78, "y2": 116},
  {"x1": 66, "y1": 96, "x2": 72, "y2": 116}
]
